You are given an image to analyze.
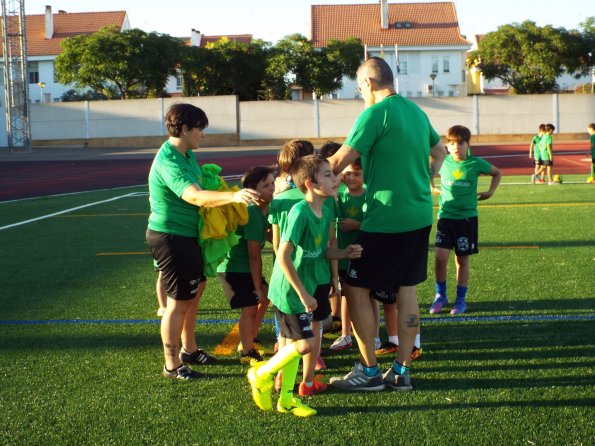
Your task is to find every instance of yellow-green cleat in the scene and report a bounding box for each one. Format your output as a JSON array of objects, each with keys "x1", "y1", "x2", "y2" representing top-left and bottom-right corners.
[
  {"x1": 277, "y1": 397, "x2": 317, "y2": 417},
  {"x1": 247, "y1": 362, "x2": 273, "y2": 411}
]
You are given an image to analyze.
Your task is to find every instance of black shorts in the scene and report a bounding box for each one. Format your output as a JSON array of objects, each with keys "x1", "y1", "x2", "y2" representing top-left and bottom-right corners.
[
  {"x1": 344, "y1": 226, "x2": 431, "y2": 293},
  {"x1": 435, "y1": 217, "x2": 479, "y2": 256},
  {"x1": 312, "y1": 284, "x2": 331, "y2": 322},
  {"x1": 218, "y1": 272, "x2": 268, "y2": 309},
  {"x1": 274, "y1": 307, "x2": 314, "y2": 341},
  {"x1": 534, "y1": 159, "x2": 543, "y2": 166},
  {"x1": 542, "y1": 159, "x2": 553, "y2": 167},
  {"x1": 146, "y1": 229, "x2": 206, "y2": 301},
  {"x1": 370, "y1": 290, "x2": 396, "y2": 304}
]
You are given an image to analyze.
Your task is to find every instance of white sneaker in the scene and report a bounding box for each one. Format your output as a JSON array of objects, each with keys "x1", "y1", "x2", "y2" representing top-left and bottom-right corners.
[{"x1": 330, "y1": 335, "x2": 352, "y2": 351}]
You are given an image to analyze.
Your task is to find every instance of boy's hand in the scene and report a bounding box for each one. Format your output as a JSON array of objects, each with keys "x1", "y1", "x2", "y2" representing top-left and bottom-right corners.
[
  {"x1": 431, "y1": 186, "x2": 441, "y2": 195},
  {"x1": 330, "y1": 276, "x2": 341, "y2": 297},
  {"x1": 254, "y1": 286, "x2": 266, "y2": 303},
  {"x1": 300, "y1": 294, "x2": 318, "y2": 313},
  {"x1": 339, "y1": 218, "x2": 359, "y2": 232},
  {"x1": 233, "y1": 188, "x2": 261, "y2": 205},
  {"x1": 345, "y1": 244, "x2": 363, "y2": 259},
  {"x1": 477, "y1": 191, "x2": 493, "y2": 201}
]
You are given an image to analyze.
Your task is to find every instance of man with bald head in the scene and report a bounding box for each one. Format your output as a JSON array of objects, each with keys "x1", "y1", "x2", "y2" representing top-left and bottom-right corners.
[{"x1": 328, "y1": 57, "x2": 446, "y2": 391}]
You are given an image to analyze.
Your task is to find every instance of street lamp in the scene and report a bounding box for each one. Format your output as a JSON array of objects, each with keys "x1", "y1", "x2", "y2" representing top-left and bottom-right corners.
[
  {"x1": 429, "y1": 73, "x2": 437, "y2": 97},
  {"x1": 37, "y1": 81, "x2": 46, "y2": 103}
]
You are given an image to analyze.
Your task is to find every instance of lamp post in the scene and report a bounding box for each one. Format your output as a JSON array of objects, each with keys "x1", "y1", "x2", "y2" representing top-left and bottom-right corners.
[
  {"x1": 37, "y1": 81, "x2": 46, "y2": 103},
  {"x1": 429, "y1": 73, "x2": 437, "y2": 97}
]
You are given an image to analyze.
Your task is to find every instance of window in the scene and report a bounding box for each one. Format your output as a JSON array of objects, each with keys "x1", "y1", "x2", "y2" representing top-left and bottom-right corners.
[
  {"x1": 448, "y1": 90, "x2": 455, "y2": 97},
  {"x1": 175, "y1": 75, "x2": 182, "y2": 90},
  {"x1": 0, "y1": 66, "x2": 4, "y2": 83},
  {"x1": 431, "y1": 56, "x2": 438, "y2": 73},
  {"x1": 398, "y1": 59, "x2": 408, "y2": 75},
  {"x1": 443, "y1": 57, "x2": 450, "y2": 73},
  {"x1": 416, "y1": 91, "x2": 422, "y2": 97},
  {"x1": 406, "y1": 91, "x2": 412, "y2": 97},
  {"x1": 28, "y1": 61, "x2": 39, "y2": 84}
]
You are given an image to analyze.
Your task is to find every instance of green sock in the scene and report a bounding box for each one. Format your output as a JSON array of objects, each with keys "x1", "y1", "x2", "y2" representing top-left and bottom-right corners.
[
  {"x1": 257, "y1": 344, "x2": 301, "y2": 378},
  {"x1": 279, "y1": 357, "x2": 300, "y2": 404}
]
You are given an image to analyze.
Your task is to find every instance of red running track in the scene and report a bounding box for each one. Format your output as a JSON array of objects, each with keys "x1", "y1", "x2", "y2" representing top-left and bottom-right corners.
[{"x1": 0, "y1": 142, "x2": 591, "y2": 202}]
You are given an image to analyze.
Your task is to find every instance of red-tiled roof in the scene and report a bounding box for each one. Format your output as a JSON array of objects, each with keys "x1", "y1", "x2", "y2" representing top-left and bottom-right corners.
[
  {"x1": 180, "y1": 34, "x2": 253, "y2": 47},
  {"x1": 7, "y1": 11, "x2": 127, "y2": 56},
  {"x1": 311, "y1": 2, "x2": 470, "y2": 47}
]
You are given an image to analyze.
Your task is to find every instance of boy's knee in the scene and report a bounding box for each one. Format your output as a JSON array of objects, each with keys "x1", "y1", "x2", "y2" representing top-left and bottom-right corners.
[{"x1": 295, "y1": 338, "x2": 315, "y2": 355}]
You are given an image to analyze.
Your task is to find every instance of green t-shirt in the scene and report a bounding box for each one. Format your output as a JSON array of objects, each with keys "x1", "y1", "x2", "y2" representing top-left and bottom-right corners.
[
  {"x1": 268, "y1": 200, "x2": 332, "y2": 314},
  {"x1": 147, "y1": 140, "x2": 202, "y2": 237},
  {"x1": 590, "y1": 134, "x2": 595, "y2": 157},
  {"x1": 217, "y1": 204, "x2": 268, "y2": 273},
  {"x1": 344, "y1": 94, "x2": 441, "y2": 233},
  {"x1": 539, "y1": 134, "x2": 553, "y2": 160},
  {"x1": 438, "y1": 155, "x2": 493, "y2": 220},
  {"x1": 532, "y1": 134, "x2": 542, "y2": 160},
  {"x1": 336, "y1": 188, "x2": 365, "y2": 271}
]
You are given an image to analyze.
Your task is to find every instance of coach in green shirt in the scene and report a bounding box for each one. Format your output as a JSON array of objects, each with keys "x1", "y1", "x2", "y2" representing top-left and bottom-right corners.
[{"x1": 328, "y1": 57, "x2": 446, "y2": 392}]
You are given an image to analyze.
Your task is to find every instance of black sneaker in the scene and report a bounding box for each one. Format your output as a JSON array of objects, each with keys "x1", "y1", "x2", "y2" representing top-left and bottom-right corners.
[
  {"x1": 240, "y1": 348, "x2": 264, "y2": 365},
  {"x1": 382, "y1": 367, "x2": 413, "y2": 391},
  {"x1": 329, "y1": 362, "x2": 386, "y2": 392},
  {"x1": 162, "y1": 364, "x2": 203, "y2": 381},
  {"x1": 180, "y1": 348, "x2": 218, "y2": 365}
]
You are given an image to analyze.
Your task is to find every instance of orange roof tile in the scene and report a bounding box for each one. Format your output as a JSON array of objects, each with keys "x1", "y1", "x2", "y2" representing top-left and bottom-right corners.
[
  {"x1": 311, "y1": 2, "x2": 470, "y2": 47},
  {"x1": 16, "y1": 11, "x2": 127, "y2": 56}
]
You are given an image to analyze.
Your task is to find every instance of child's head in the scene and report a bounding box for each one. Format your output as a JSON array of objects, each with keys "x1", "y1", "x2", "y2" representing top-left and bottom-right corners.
[
  {"x1": 291, "y1": 154, "x2": 337, "y2": 197},
  {"x1": 446, "y1": 125, "x2": 471, "y2": 161},
  {"x1": 242, "y1": 166, "x2": 276, "y2": 204},
  {"x1": 319, "y1": 141, "x2": 341, "y2": 159},
  {"x1": 277, "y1": 139, "x2": 315, "y2": 175},
  {"x1": 165, "y1": 103, "x2": 208, "y2": 137},
  {"x1": 342, "y1": 159, "x2": 364, "y2": 193},
  {"x1": 545, "y1": 123, "x2": 555, "y2": 134},
  {"x1": 538, "y1": 123, "x2": 546, "y2": 133},
  {"x1": 587, "y1": 123, "x2": 595, "y2": 135}
]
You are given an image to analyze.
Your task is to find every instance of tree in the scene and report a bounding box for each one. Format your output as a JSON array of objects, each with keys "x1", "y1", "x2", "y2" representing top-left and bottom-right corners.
[
  {"x1": 181, "y1": 37, "x2": 270, "y2": 100},
  {"x1": 55, "y1": 27, "x2": 184, "y2": 99},
  {"x1": 468, "y1": 20, "x2": 594, "y2": 94},
  {"x1": 265, "y1": 34, "x2": 363, "y2": 99}
]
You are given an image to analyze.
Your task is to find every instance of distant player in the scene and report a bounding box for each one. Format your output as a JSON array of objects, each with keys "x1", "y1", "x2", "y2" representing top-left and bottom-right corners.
[
  {"x1": 587, "y1": 123, "x2": 595, "y2": 183},
  {"x1": 529, "y1": 124, "x2": 546, "y2": 183}
]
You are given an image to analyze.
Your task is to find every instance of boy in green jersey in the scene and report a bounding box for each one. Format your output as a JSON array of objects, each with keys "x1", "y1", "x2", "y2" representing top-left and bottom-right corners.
[
  {"x1": 247, "y1": 155, "x2": 362, "y2": 417},
  {"x1": 529, "y1": 124, "x2": 546, "y2": 183},
  {"x1": 429, "y1": 125, "x2": 501, "y2": 315},
  {"x1": 587, "y1": 123, "x2": 595, "y2": 182},
  {"x1": 539, "y1": 123, "x2": 556, "y2": 185},
  {"x1": 217, "y1": 166, "x2": 275, "y2": 365}
]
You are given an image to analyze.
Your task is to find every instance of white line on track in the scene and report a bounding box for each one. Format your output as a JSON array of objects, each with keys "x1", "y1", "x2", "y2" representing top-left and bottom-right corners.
[{"x1": 0, "y1": 193, "x2": 140, "y2": 231}]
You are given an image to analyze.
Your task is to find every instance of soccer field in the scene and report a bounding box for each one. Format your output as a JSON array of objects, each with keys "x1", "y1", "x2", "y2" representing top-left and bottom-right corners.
[{"x1": 0, "y1": 176, "x2": 593, "y2": 445}]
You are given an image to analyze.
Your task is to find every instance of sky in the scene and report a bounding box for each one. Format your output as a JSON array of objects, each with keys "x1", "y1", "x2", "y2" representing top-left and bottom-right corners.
[{"x1": 24, "y1": 0, "x2": 593, "y2": 43}]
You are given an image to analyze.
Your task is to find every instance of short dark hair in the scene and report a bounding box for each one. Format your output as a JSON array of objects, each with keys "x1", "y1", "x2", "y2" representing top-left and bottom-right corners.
[
  {"x1": 242, "y1": 165, "x2": 275, "y2": 189},
  {"x1": 588, "y1": 123, "x2": 595, "y2": 131},
  {"x1": 546, "y1": 123, "x2": 555, "y2": 132},
  {"x1": 349, "y1": 158, "x2": 362, "y2": 169},
  {"x1": 291, "y1": 155, "x2": 329, "y2": 193},
  {"x1": 319, "y1": 141, "x2": 341, "y2": 159},
  {"x1": 539, "y1": 123, "x2": 546, "y2": 131},
  {"x1": 446, "y1": 125, "x2": 471, "y2": 144},
  {"x1": 358, "y1": 57, "x2": 394, "y2": 88},
  {"x1": 277, "y1": 139, "x2": 315, "y2": 174},
  {"x1": 165, "y1": 103, "x2": 209, "y2": 137}
]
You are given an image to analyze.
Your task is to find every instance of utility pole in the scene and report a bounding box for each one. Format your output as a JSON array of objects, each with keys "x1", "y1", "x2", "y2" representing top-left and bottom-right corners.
[{"x1": 1, "y1": 0, "x2": 31, "y2": 151}]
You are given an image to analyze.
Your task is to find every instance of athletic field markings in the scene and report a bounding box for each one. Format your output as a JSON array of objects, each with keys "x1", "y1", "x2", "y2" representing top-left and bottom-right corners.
[
  {"x1": 212, "y1": 323, "x2": 241, "y2": 356},
  {"x1": 0, "y1": 193, "x2": 142, "y2": 231},
  {"x1": 2, "y1": 313, "x2": 593, "y2": 326}
]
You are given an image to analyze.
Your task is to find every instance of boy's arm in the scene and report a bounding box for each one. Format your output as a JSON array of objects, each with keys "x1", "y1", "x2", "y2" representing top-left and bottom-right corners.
[
  {"x1": 477, "y1": 166, "x2": 502, "y2": 201},
  {"x1": 328, "y1": 223, "x2": 340, "y2": 297},
  {"x1": 430, "y1": 141, "x2": 447, "y2": 179},
  {"x1": 529, "y1": 142, "x2": 534, "y2": 158},
  {"x1": 547, "y1": 141, "x2": 553, "y2": 159},
  {"x1": 338, "y1": 218, "x2": 361, "y2": 232},
  {"x1": 325, "y1": 244, "x2": 363, "y2": 260},
  {"x1": 247, "y1": 240, "x2": 266, "y2": 302},
  {"x1": 278, "y1": 241, "x2": 317, "y2": 313}
]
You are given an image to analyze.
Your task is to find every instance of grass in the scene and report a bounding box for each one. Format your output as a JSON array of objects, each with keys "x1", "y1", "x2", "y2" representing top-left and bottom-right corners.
[{"x1": 0, "y1": 176, "x2": 593, "y2": 445}]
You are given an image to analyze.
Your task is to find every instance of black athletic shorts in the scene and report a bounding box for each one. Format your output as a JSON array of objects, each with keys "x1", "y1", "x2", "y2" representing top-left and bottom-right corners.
[
  {"x1": 435, "y1": 217, "x2": 479, "y2": 256},
  {"x1": 146, "y1": 228, "x2": 206, "y2": 301},
  {"x1": 542, "y1": 159, "x2": 553, "y2": 167},
  {"x1": 534, "y1": 159, "x2": 543, "y2": 166},
  {"x1": 344, "y1": 226, "x2": 431, "y2": 293},
  {"x1": 218, "y1": 272, "x2": 268, "y2": 309},
  {"x1": 370, "y1": 290, "x2": 396, "y2": 304},
  {"x1": 312, "y1": 284, "x2": 331, "y2": 322},
  {"x1": 274, "y1": 307, "x2": 314, "y2": 341}
]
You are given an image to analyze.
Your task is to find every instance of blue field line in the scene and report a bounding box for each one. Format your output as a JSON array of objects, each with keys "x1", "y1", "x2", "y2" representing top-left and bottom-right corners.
[{"x1": 1, "y1": 313, "x2": 593, "y2": 326}]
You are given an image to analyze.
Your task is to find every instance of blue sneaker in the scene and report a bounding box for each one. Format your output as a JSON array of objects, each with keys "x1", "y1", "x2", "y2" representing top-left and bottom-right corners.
[
  {"x1": 429, "y1": 295, "x2": 448, "y2": 314},
  {"x1": 450, "y1": 298, "x2": 467, "y2": 315}
]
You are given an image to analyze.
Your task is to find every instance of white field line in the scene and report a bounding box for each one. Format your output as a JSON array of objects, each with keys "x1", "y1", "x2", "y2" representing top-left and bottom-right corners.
[{"x1": 0, "y1": 193, "x2": 140, "y2": 231}]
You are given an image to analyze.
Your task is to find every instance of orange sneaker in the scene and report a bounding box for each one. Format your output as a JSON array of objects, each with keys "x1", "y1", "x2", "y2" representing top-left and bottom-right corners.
[{"x1": 298, "y1": 379, "x2": 328, "y2": 396}]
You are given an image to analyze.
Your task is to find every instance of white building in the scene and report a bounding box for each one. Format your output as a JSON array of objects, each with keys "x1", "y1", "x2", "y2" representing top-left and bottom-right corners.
[{"x1": 310, "y1": 1, "x2": 471, "y2": 99}]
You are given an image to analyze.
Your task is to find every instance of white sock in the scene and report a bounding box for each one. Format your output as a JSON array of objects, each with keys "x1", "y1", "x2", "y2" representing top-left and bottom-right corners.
[
  {"x1": 415, "y1": 334, "x2": 421, "y2": 348},
  {"x1": 388, "y1": 335, "x2": 399, "y2": 345}
]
